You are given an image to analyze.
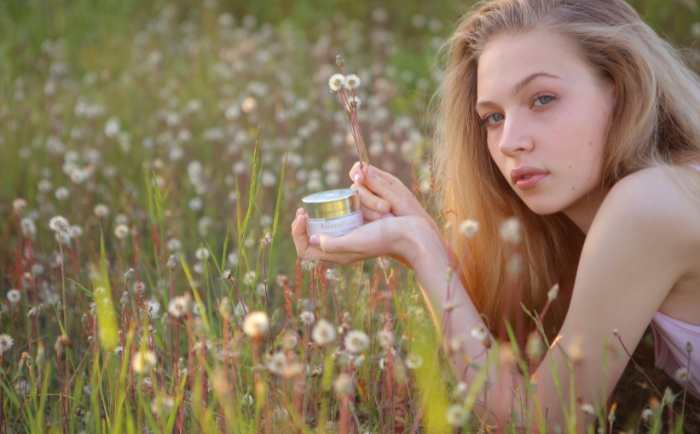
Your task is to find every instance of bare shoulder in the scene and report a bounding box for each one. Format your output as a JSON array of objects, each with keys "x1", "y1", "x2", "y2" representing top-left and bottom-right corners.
[{"x1": 592, "y1": 166, "x2": 700, "y2": 262}]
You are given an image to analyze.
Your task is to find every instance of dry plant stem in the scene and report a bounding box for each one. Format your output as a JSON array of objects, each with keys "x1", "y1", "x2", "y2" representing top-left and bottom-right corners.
[
  {"x1": 169, "y1": 268, "x2": 175, "y2": 373},
  {"x1": 680, "y1": 349, "x2": 691, "y2": 425},
  {"x1": 58, "y1": 238, "x2": 67, "y2": 332},
  {"x1": 614, "y1": 334, "x2": 665, "y2": 400}
]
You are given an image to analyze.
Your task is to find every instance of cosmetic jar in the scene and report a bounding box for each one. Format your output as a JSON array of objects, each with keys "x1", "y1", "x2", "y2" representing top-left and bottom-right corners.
[{"x1": 302, "y1": 189, "x2": 363, "y2": 237}]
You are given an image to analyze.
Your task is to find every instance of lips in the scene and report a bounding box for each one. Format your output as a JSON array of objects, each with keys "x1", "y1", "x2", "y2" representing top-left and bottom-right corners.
[{"x1": 510, "y1": 166, "x2": 549, "y2": 184}]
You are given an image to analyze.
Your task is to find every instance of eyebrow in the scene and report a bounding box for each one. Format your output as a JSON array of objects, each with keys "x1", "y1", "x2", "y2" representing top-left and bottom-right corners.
[{"x1": 475, "y1": 72, "x2": 563, "y2": 109}]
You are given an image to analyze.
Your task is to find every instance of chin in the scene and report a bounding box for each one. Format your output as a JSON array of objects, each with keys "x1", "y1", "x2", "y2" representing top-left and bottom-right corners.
[{"x1": 521, "y1": 199, "x2": 564, "y2": 216}]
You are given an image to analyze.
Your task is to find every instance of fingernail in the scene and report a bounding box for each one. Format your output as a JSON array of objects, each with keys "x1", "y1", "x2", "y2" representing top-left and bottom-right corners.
[
  {"x1": 367, "y1": 167, "x2": 376, "y2": 179},
  {"x1": 377, "y1": 202, "x2": 389, "y2": 213},
  {"x1": 353, "y1": 173, "x2": 360, "y2": 183},
  {"x1": 309, "y1": 235, "x2": 320, "y2": 245}
]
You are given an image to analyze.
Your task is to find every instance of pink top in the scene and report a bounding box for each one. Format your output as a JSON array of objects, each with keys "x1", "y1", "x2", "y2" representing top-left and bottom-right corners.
[
  {"x1": 650, "y1": 311, "x2": 700, "y2": 399},
  {"x1": 648, "y1": 164, "x2": 700, "y2": 398}
]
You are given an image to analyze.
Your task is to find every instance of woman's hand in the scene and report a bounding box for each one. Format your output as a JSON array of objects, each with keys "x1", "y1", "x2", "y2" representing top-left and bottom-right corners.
[
  {"x1": 348, "y1": 162, "x2": 440, "y2": 235},
  {"x1": 291, "y1": 207, "x2": 431, "y2": 267}
]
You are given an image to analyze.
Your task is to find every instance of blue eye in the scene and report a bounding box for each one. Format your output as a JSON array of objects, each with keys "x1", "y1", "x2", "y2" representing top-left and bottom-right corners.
[
  {"x1": 479, "y1": 113, "x2": 504, "y2": 127},
  {"x1": 533, "y1": 94, "x2": 555, "y2": 106}
]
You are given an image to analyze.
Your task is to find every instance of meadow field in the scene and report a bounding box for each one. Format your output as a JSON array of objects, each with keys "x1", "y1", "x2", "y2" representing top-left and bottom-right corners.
[{"x1": 1, "y1": 0, "x2": 700, "y2": 432}]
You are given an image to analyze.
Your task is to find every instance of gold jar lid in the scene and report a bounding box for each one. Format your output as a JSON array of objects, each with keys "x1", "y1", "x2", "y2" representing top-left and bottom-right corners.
[{"x1": 302, "y1": 189, "x2": 360, "y2": 219}]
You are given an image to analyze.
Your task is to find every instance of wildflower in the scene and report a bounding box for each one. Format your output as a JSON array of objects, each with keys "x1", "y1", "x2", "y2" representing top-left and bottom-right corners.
[
  {"x1": 195, "y1": 247, "x2": 209, "y2": 260},
  {"x1": 27, "y1": 306, "x2": 40, "y2": 317},
  {"x1": 7, "y1": 289, "x2": 21, "y2": 304},
  {"x1": 445, "y1": 405, "x2": 468, "y2": 427},
  {"x1": 21, "y1": 218, "x2": 36, "y2": 238},
  {"x1": 567, "y1": 333, "x2": 584, "y2": 363},
  {"x1": 581, "y1": 403, "x2": 596, "y2": 416},
  {"x1": 405, "y1": 353, "x2": 423, "y2": 370},
  {"x1": 0, "y1": 334, "x2": 14, "y2": 355},
  {"x1": 114, "y1": 224, "x2": 129, "y2": 239},
  {"x1": 312, "y1": 319, "x2": 336, "y2": 346},
  {"x1": 641, "y1": 408, "x2": 653, "y2": 422},
  {"x1": 687, "y1": 342, "x2": 694, "y2": 354},
  {"x1": 526, "y1": 331, "x2": 544, "y2": 359},
  {"x1": 458, "y1": 219, "x2": 480, "y2": 238},
  {"x1": 674, "y1": 367, "x2": 690, "y2": 383},
  {"x1": 344, "y1": 74, "x2": 361, "y2": 90},
  {"x1": 55, "y1": 187, "x2": 70, "y2": 200},
  {"x1": 132, "y1": 350, "x2": 157, "y2": 374},
  {"x1": 453, "y1": 382, "x2": 468, "y2": 400},
  {"x1": 243, "y1": 311, "x2": 270, "y2": 339},
  {"x1": 377, "y1": 329, "x2": 394, "y2": 347},
  {"x1": 300, "y1": 256, "x2": 319, "y2": 271},
  {"x1": 345, "y1": 96, "x2": 361, "y2": 111},
  {"x1": 146, "y1": 299, "x2": 161, "y2": 318},
  {"x1": 120, "y1": 291, "x2": 130, "y2": 306},
  {"x1": 94, "y1": 204, "x2": 109, "y2": 218},
  {"x1": 124, "y1": 268, "x2": 134, "y2": 280},
  {"x1": 328, "y1": 74, "x2": 346, "y2": 92},
  {"x1": 282, "y1": 331, "x2": 298, "y2": 349},
  {"x1": 547, "y1": 284, "x2": 559, "y2": 302},
  {"x1": 299, "y1": 310, "x2": 315, "y2": 326},
  {"x1": 150, "y1": 395, "x2": 175, "y2": 415},
  {"x1": 49, "y1": 216, "x2": 70, "y2": 233},
  {"x1": 168, "y1": 296, "x2": 189, "y2": 318},
  {"x1": 234, "y1": 302, "x2": 249, "y2": 319},
  {"x1": 167, "y1": 255, "x2": 178, "y2": 269},
  {"x1": 267, "y1": 352, "x2": 286, "y2": 376},
  {"x1": 13, "y1": 198, "x2": 28, "y2": 213},
  {"x1": 243, "y1": 270, "x2": 256, "y2": 286},
  {"x1": 344, "y1": 330, "x2": 370, "y2": 353},
  {"x1": 334, "y1": 373, "x2": 353, "y2": 397},
  {"x1": 499, "y1": 217, "x2": 521, "y2": 243},
  {"x1": 242, "y1": 394, "x2": 254, "y2": 407},
  {"x1": 260, "y1": 232, "x2": 272, "y2": 248},
  {"x1": 471, "y1": 325, "x2": 489, "y2": 341},
  {"x1": 167, "y1": 238, "x2": 181, "y2": 251}
]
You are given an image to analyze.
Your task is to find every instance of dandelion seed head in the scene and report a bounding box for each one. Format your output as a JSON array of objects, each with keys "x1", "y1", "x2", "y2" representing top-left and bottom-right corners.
[
  {"x1": 334, "y1": 373, "x2": 353, "y2": 397},
  {"x1": 0, "y1": 334, "x2": 14, "y2": 355},
  {"x1": 674, "y1": 367, "x2": 690, "y2": 383},
  {"x1": 312, "y1": 319, "x2": 336, "y2": 346},
  {"x1": 344, "y1": 330, "x2": 370, "y2": 353},
  {"x1": 344, "y1": 74, "x2": 361, "y2": 90},
  {"x1": 243, "y1": 311, "x2": 270, "y2": 339},
  {"x1": 94, "y1": 204, "x2": 109, "y2": 218},
  {"x1": 168, "y1": 296, "x2": 189, "y2": 318},
  {"x1": 377, "y1": 329, "x2": 394, "y2": 348},
  {"x1": 581, "y1": 403, "x2": 596, "y2": 416},
  {"x1": 328, "y1": 74, "x2": 346, "y2": 92},
  {"x1": 115, "y1": 224, "x2": 129, "y2": 239},
  {"x1": 167, "y1": 255, "x2": 178, "y2": 269},
  {"x1": 282, "y1": 331, "x2": 298, "y2": 350},
  {"x1": 7, "y1": 289, "x2": 21, "y2": 304},
  {"x1": 13, "y1": 198, "x2": 28, "y2": 213},
  {"x1": 471, "y1": 325, "x2": 488, "y2": 341},
  {"x1": 405, "y1": 353, "x2": 423, "y2": 369},
  {"x1": 458, "y1": 219, "x2": 480, "y2": 238},
  {"x1": 49, "y1": 216, "x2": 70, "y2": 233},
  {"x1": 445, "y1": 405, "x2": 468, "y2": 427},
  {"x1": 499, "y1": 217, "x2": 521, "y2": 243},
  {"x1": 267, "y1": 352, "x2": 286, "y2": 376},
  {"x1": 132, "y1": 350, "x2": 157, "y2": 374},
  {"x1": 300, "y1": 256, "x2": 319, "y2": 271},
  {"x1": 195, "y1": 247, "x2": 210, "y2": 260},
  {"x1": 299, "y1": 310, "x2": 315, "y2": 326},
  {"x1": 146, "y1": 299, "x2": 161, "y2": 318}
]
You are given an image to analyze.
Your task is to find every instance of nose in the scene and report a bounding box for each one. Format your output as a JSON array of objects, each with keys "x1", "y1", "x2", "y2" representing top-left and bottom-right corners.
[{"x1": 497, "y1": 114, "x2": 534, "y2": 157}]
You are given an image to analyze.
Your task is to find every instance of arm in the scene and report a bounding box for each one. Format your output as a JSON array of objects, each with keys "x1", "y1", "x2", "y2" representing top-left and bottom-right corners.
[{"x1": 404, "y1": 168, "x2": 699, "y2": 430}]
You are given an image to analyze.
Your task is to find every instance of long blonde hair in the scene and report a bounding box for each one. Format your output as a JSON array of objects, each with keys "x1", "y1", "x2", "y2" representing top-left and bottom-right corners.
[{"x1": 433, "y1": 0, "x2": 700, "y2": 340}]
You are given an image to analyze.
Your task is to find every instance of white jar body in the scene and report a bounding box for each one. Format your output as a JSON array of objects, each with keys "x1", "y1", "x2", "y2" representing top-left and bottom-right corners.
[{"x1": 306, "y1": 210, "x2": 363, "y2": 237}]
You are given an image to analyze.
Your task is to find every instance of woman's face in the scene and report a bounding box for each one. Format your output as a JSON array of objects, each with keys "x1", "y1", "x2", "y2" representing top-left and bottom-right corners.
[{"x1": 476, "y1": 30, "x2": 616, "y2": 222}]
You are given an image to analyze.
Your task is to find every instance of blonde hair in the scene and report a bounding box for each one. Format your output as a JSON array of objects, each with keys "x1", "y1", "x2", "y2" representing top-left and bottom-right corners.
[{"x1": 432, "y1": 0, "x2": 700, "y2": 341}]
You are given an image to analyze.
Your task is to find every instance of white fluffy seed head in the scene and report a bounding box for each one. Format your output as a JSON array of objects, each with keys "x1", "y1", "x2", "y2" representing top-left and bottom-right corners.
[
  {"x1": 344, "y1": 74, "x2": 361, "y2": 90},
  {"x1": 458, "y1": 220, "x2": 480, "y2": 238},
  {"x1": 312, "y1": 319, "x2": 336, "y2": 346},
  {"x1": 243, "y1": 311, "x2": 270, "y2": 339},
  {"x1": 328, "y1": 74, "x2": 346, "y2": 92}
]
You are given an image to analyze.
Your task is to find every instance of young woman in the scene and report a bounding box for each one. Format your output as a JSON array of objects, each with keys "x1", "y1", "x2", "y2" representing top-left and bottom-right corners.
[{"x1": 292, "y1": 0, "x2": 700, "y2": 429}]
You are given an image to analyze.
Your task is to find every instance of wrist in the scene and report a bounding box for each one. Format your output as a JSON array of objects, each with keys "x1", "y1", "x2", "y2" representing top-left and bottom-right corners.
[{"x1": 399, "y1": 218, "x2": 448, "y2": 272}]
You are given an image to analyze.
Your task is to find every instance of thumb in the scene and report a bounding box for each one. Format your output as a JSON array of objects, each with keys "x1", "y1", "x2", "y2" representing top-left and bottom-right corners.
[{"x1": 310, "y1": 233, "x2": 340, "y2": 254}]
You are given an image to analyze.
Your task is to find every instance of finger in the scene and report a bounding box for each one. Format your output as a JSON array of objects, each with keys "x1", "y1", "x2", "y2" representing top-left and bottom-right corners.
[
  {"x1": 361, "y1": 165, "x2": 397, "y2": 202},
  {"x1": 361, "y1": 206, "x2": 383, "y2": 222},
  {"x1": 353, "y1": 184, "x2": 391, "y2": 214},
  {"x1": 349, "y1": 161, "x2": 365, "y2": 185}
]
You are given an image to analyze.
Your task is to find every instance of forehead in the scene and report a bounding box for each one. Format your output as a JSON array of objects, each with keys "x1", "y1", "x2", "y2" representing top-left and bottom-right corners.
[{"x1": 476, "y1": 30, "x2": 587, "y2": 96}]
